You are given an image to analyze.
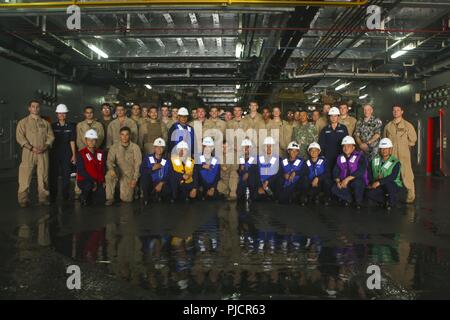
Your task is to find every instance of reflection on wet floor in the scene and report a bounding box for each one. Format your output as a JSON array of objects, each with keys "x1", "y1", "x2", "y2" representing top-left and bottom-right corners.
[{"x1": 8, "y1": 196, "x2": 450, "y2": 300}]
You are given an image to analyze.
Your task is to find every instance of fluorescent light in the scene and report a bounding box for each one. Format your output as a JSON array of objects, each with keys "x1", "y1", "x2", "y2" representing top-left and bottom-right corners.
[
  {"x1": 155, "y1": 38, "x2": 165, "y2": 48},
  {"x1": 212, "y1": 13, "x2": 220, "y2": 26},
  {"x1": 145, "y1": 84, "x2": 152, "y2": 90},
  {"x1": 313, "y1": 98, "x2": 319, "y2": 103},
  {"x1": 330, "y1": 79, "x2": 341, "y2": 86},
  {"x1": 235, "y1": 43, "x2": 243, "y2": 58},
  {"x1": 189, "y1": 13, "x2": 198, "y2": 27},
  {"x1": 353, "y1": 39, "x2": 365, "y2": 48},
  {"x1": 86, "y1": 42, "x2": 108, "y2": 59},
  {"x1": 136, "y1": 38, "x2": 146, "y2": 48},
  {"x1": 359, "y1": 94, "x2": 368, "y2": 100},
  {"x1": 197, "y1": 38, "x2": 205, "y2": 50},
  {"x1": 163, "y1": 13, "x2": 174, "y2": 25},
  {"x1": 359, "y1": 85, "x2": 367, "y2": 90},
  {"x1": 335, "y1": 83, "x2": 350, "y2": 91},
  {"x1": 391, "y1": 43, "x2": 416, "y2": 59}
]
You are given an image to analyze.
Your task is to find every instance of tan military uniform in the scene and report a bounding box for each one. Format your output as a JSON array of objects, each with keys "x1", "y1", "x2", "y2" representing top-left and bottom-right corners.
[
  {"x1": 217, "y1": 143, "x2": 238, "y2": 200},
  {"x1": 130, "y1": 115, "x2": 141, "y2": 125},
  {"x1": 105, "y1": 142, "x2": 142, "y2": 202},
  {"x1": 315, "y1": 116, "x2": 328, "y2": 134},
  {"x1": 339, "y1": 115, "x2": 357, "y2": 136},
  {"x1": 16, "y1": 115, "x2": 55, "y2": 204},
  {"x1": 204, "y1": 117, "x2": 226, "y2": 140},
  {"x1": 162, "y1": 118, "x2": 174, "y2": 132},
  {"x1": 106, "y1": 117, "x2": 138, "y2": 149},
  {"x1": 138, "y1": 119, "x2": 167, "y2": 154},
  {"x1": 218, "y1": 118, "x2": 248, "y2": 200},
  {"x1": 266, "y1": 118, "x2": 292, "y2": 157},
  {"x1": 383, "y1": 118, "x2": 417, "y2": 202},
  {"x1": 76, "y1": 120, "x2": 105, "y2": 150},
  {"x1": 243, "y1": 112, "x2": 264, "y2": 131}
]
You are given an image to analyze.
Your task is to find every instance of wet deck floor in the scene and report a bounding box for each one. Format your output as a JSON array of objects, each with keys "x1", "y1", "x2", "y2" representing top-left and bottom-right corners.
[{"x1": 1, "y1": 176, "x2": 450, "y2": 299}]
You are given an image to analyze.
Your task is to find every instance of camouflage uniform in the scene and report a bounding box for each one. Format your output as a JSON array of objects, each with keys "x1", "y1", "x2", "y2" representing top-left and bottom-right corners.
[
  {"x1": 291, "y1": 122, "x2": 318, "y2": 159},
  {"x1": 354, "y1": 116, "x2": 383, "y2": 161}
]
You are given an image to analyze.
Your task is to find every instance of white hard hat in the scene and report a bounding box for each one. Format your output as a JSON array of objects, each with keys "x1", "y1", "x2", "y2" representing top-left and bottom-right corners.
[
  {"x1": 263, "y1": 136, "x2": 275, "y2": 145},
  {"x1": 177, "y1": 107, "x2": 189, "y2": 116},
  {"x1": 308, "y1": 142, "x2": 321, "y2": 151},
  {"x1": 55, "y1": 104, "x2": 69, "y2": 113},
  {"x1": 202, "y1": 136, "x2": 215, "y2": 147},
  {"x1": 341, "y1": 135, "x2": 356, "y2": 145},
  {"x1": 379, "y1": 138, "x2": 393, "y2": 149},
  {"x1": 84, "y1": 129, "x2": 98, "y2": 139},
  {"x1": 153, "y1": 138, "x2": 166, "y2": 147},
  {"x1": 287, "y1": 141, "x2": 300, "y2": 150},
  {"x1": 328, "y1": 107, "x2": 340, "y2": 116},
  {"x1": 241, "y1": 139, "x2": 253, "y2": 147},
  {"x1": 176, "y1": 141, "x2": 189, "y2": 150}
]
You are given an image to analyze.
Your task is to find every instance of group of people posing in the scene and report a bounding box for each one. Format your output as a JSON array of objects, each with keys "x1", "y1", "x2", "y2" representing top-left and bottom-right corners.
[{"x1": 16, "y1": 98, "x2": 417, "y2": 210}]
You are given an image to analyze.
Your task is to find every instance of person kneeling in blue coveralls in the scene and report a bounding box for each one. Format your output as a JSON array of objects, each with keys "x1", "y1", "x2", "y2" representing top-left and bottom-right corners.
[
  {"x1": 236, "y1": 138, "x2": 258, "y2": 202},
  {"x1": 367, "y1": 138, "x2": 404, "y2": 210},
  {"x1": 305, "y1": 142, "x2": 332, "y2": 206},
  {"x1": 140, "y1": 137, "x2": 171, "y2": 206},
  {"x1": 278, "y1": 141, "x2": 309, "y2": 205},
  {"x1": 195, "y1": 136, "x2": 221, "y2": 200},
  {"x1": 331, "y1": 135, "x2": 368, "y2": 209},
  {"x1": 256, "y1": 136, "x2": 281, "y2": 201}
]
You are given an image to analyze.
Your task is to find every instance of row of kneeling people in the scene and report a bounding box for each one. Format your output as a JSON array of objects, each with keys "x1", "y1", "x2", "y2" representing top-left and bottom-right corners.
[{"x1": 72, "y1": 126, "x2": 403, "y2": 210}]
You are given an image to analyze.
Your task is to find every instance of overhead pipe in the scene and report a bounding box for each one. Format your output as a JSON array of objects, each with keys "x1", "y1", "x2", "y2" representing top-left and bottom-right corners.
[
  {"x1": 289, "y1": 71, "x2": 402, "y2": 79},
  {"x1": 414, "y1": 59, "x2": 450, "y2": 78},
  {"x1": 0, "y1": 0, "x2": 368, "y2": 9}
]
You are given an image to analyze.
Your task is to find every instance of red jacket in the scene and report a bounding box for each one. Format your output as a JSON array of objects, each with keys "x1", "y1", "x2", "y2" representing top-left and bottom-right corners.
[{"x1": 77, "y1": 148, "x2": 105, "y2": 184}]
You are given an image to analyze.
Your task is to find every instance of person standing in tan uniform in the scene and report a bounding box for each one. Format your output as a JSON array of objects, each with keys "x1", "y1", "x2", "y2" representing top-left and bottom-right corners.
[
  {"x1": 106, "y1": 104, "x2": 138, "y2": 149},
  {"x1": 130, "y1": 103, "x2": 142, "y2": 125},
  {"x1": 243, "y1": 101, "x2": 264, "y2": 131},
  {"x1": 138, "y1": 105, "x2": 167, "y2": 154},
  {"x1": 286, "y1": 109, "x2": 297, "y2": 129},
  {"x1": 383, "y1": 104, "x2": 417, "y2": 203},
  {"x1": 315, "y1": 104, "x2": 330, "y2": 134},
  {"x1": 160, "y1": 105, "x2": 174, "y2": 135},
  {"x1": 76, "y1": 106, "x2": 105, "y2": 150},
  {"x1": 219, "y1": 106, "x2": 246, "y2": 200},
  {"x1": 204, "y1": 106, "x2": 226, "y2": 144},
  {"x1": 338, "y1": 102, "x2": 357, "y2": 136},
  {"x1": 190, "y1": 106, "x2": 207, "y2": 156},
  {"x1": 105, "y1": 127, "x2": 142, "y2": 205},
  {"x1": 271, "y1": 106, "x2": 291, "y2": 157},
  {"x1": 16, "y1": 100, "x2": 55, "y2": 207},
  {"x1": 99, "y1": 103, "x2": 112, "y2": 149}
]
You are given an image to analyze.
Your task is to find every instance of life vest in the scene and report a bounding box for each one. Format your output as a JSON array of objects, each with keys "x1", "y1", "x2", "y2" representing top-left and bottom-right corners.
[
  {"x1": 306, "y1": 156, "x2": 327, "y2": 181},
  {"x1": 198, "y1": 155, "x2": 220, "y2": 186},
  {"x1": 336, "y1": 151, "x2": 369, "y2": 186},
  {"x1": 143, "y1": 154, "x2": 169, "y2": 183},
  {"x1": 258, "y1": 155, "x2": 279, "y2": 183},
  {"x1": 171, "y1": 156, "x2": 195, "y2": 184},
  {"x1": 281, "y1": 157, "x2": 304, "y2": 187},
  {"x1": 371, "y1": 155, "x2": 403, "y2": 187},
  {"x1": 77, "y1": 148, "x2": 105, "y2": 183}
]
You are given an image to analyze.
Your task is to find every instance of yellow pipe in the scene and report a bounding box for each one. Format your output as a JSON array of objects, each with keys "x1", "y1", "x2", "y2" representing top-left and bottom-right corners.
[{"x1": 0, "y1": 0, "x2": 368, "y2": 9}]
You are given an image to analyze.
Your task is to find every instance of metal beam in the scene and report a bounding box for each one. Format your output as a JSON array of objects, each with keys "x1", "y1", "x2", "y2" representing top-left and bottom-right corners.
[{"x1": 0, "y1": 0, "x2": 368, "y2": 9}]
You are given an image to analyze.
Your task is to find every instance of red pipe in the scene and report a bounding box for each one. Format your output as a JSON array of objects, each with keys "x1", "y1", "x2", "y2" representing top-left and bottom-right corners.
[
  {"x1": 426, "y1": 117, "x2": 434, "y2": 176},
  {"x1": 439, "y1": 108, "x2": 444, "y2": 174}
]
